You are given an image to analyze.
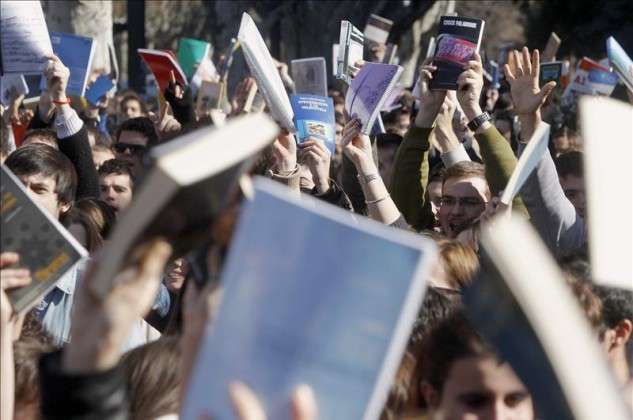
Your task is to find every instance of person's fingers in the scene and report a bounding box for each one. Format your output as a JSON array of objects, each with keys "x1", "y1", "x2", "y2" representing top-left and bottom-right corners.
[
  {"x1": 532, "y1": 48, "x2": 540, "y2": 78},
  {"x1": 229, "y1": 381, "x2": 266, "y2": 420},
  {"x1": 170, "y1": 70, "x2": 176, "y2": 85},
  {"x1": 513, "y1": 50, "x2": 523, "y2": 76},
  {"x1": 43, "y1": 53, "x2": 61, "y2": 63},
  {"x1": 0, "y1": 252, "x2": 19, "y2": 269},
  {"x1": 291, "y1": 385, "x2": 317, "y2": 420},
  {"x1": 147, "y1": 111, "x2": 159, "y2": 124},
  {"x1": 521, "y1": 47, "x2": 532, "y2": 75},
  {"x1": 0, "y1": 270, "x2": 32, "y2": 290},
  {"x1": 539, "y1": 81, "x2": 557, "y2": 102},
  {"x1": 502, "y1": 64, "x2": 516, "y2": 83}
]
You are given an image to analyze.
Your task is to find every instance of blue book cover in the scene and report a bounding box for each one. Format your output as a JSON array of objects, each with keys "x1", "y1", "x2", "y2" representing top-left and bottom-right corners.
[
  {"x1": 290, "y1": 94, "x2": 335, "y2": 155},
  {"x1": 39, "y1": 32, "x2": 95, "y2": 97},
  {"x1": 84, "y1": 75, "x2": 115, "y2": 107},
  {"x1": 607, "y1": 36, "x2": 633, "y2": 92},
  {"x1": 182, "y1": 177, "x2": 438, "y2": 420}
]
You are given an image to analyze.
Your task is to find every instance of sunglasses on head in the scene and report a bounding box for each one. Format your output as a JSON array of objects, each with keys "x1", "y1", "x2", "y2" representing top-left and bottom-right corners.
[{"x1": 114, "y1": 142, "x2": 147, "y2": 155}]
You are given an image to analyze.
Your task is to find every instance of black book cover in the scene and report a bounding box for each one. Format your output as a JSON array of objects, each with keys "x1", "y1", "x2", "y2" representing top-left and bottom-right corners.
[{"x1": 429, "y1": 16, "x2": 485, "y2": 91}]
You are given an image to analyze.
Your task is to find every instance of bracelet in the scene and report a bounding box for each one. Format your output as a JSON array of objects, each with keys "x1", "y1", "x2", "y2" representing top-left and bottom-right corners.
[
  {"x1": 365, "y1": 194, "x2": 391, "y2": 205},
  {"x1": 52, "y1": 97, "x2": 72, "y2": 105},
  {"x1": 357, "y1": 173, "x2": 378, "y2": 185}
]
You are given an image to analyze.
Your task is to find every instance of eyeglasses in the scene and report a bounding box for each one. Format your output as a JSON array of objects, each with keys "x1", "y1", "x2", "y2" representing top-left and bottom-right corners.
[
  {"x1": 440, "y1": 196, "x2": 486, "y2": 208},
  {"x1": 114, "y1": 142, "x2": 147, "y2": 155}
]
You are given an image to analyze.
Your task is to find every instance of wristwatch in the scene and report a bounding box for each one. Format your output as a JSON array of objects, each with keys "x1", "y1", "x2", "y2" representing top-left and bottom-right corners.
[{"x1": 467, "y1": 112, "x2": 492, "y2": 131}]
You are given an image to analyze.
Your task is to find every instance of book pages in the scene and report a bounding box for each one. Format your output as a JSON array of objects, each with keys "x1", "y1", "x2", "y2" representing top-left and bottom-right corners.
[{"x1": 580, "y1": 96, "x2": 633, "y2": 290}]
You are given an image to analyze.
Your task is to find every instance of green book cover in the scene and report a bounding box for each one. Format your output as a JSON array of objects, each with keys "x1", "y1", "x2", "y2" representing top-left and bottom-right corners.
[{"x1": 178, "y1": 37, "x2": 211, "y2": 79}]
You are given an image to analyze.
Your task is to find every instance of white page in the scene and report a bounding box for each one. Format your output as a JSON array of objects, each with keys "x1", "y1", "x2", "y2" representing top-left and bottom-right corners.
[
  {"x1": 0, "y1": 75, "x2": 29, "y2": 107},
  {"x1": 581, "y1": 97, "x2": 633, "y2": 290},
  {"x1": 1, "y1": 1, "x2": 53, "y2": 75},
  {"x1": 501, "y1": 122, "x2": 550, "y2": 205},
  {"x1": 182, "y1": 177, "x2": 438, "y2": 420},
  {"x1": 238, "y1": 13, "x2": 295, "y2": 132}
]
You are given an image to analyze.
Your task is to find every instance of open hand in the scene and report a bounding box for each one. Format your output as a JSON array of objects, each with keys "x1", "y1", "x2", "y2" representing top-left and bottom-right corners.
[{"x1": 503, "y1": 47, "x2": 556, "y2": 116}]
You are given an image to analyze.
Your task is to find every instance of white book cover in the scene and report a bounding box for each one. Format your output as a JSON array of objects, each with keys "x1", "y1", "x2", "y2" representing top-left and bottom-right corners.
[
  {"x1": 364, "y1": 14, "x2": 393, "y2": 46},
  {"x1": 580, "y1": 96, "x2": 633, "y2": 290},
  {"x1": 237, "y1": 13, "x2": 295, "y2": 133},
  {"x1": 0, "y1": 1, "x2": 53, "y2": 75},
  {"x1": 500, "y1": 122, "x2": 550, "y2": 205},
  {"x1": 182, "y1": 177, "x2": 438, "y2": 420}
]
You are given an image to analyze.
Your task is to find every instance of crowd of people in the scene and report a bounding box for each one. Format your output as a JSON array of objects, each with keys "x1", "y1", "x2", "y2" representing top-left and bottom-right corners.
[{"x1": 1, "y1": 11, "x2": 632, "y2": 420}]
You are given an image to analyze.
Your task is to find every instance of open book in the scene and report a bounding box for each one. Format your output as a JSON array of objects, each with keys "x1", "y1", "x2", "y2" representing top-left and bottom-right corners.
[
  {"x1": 337, "y1": 21, "x2": 364, "y2": 85},
  {"x1": 429, "y1": 16, "x2": 485, "y2": 90},
  {"x1": 345, "y1": 62, "x2": 403, "y2": 135},
  {"x1": 1, "y1": 75, "x2": 29, "y2": 107},
  {"x1": 39, "y1": 32, "x2": 96, "y2": 97},
  {"x1": 1, "y1": 165, "x2": 88, "y2": 315},
  {"x1": 237, "y1": 13, "x2": 295, "y2": 133},
  {"x1": 464, "y1": 217, "x2": 629, "y2": 419},
  {"x1": 291, "y1": 57, "x2": 327, "y2": 97},
  {"x1": 0, "y1": 0, "x2": 53, "y2": 75},
  {"x1": 291, "y1": 94, "x2": 336, "y2": 155},
  {"x1": 580, "y1": 96, "x2": 633, "y2": 290},
  {"x1": 607, "y1": 36, "x2": 633, "y2": 93},
  {"x1": 182, "y1": 177, "x2": 438, "y2": 419},
  {"x1": 500, "y1": 122, "x2": 550, "y2": 205},
  {"x1": 87, "y1": 113, "x2": 279, "y2": 298},
  {"x1": 138, "y1": 49, "x2": 188, "y2": 94}
]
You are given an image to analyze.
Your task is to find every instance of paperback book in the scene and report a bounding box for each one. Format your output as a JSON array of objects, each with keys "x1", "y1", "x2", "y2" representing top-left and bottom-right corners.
[
  {"x1": 1, "y1": 74, "x2": 29, "y2": 107},
  {"x1": 464, "y1": 217, "x2": 630, "y2": 420},
  {"x1": 1, "y1": 165, "x2": 88, "y2": 314},
  {"x1": 86, "y1": 113, "x2": 279, "y2": 298},
  {"x1": 177, "y1": 37, "x2": 211, "y2": 79},
  {"x1": 237, "y1": 13, "x2": 295, "y2": 133},
  {"x1": 561, "y1": 57, "x2": 618, "y2": 108},
  {"x1": 539, "y1": 61, "x2": 564, "y2": 103},
  {"x1": 363, "y1": 14, "x2": 393, "y2": 49},
  {"x1": 337, "y1": 21, "x2": 364, "y2": 85},
  {"x1": 182, "y1": 176, "x2": 438, "y2": 420},
  {"x1": 138, "y1": 48, "x2": 188, "y2": 94},
  {"x1": 541, "y1": 32, "x2": 561, "y2": 63},
  {"x1": 39, "y1": 32, "x2": 96, "y2": 97},
  {"x1": 429, "y1": 15, "x2": 485, "y2": 90},
  {"x1": 291, "y1": 57, "x2": 328, "y2": 97},
  {"x1": 345, "y1": 62, "x2": 404, "y2": 135},
  {"x1": 84, "y1": 75, "x2": 115, "y2": 107},
  {"x1": 195, "y1": 80, "x2": 225, "y2": 117},
  {"x1": 606, "y1": 36, "x2": 633, "y2": 92},
  {"x1": 0, "y1": 0, "x2": 53, "y2": 75},
  {"x1": 290, "y1": 94, "x2": 336, "y2": 155}
]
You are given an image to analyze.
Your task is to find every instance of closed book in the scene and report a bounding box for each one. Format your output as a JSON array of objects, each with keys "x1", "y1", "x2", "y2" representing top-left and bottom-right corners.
[
  {"x1": 561, "y1": 57, "x2": 618, "y2": 108},
  {"x1": 364, "y1": 14, "x2": 393, "y2": 48},
  {"x1": 84, "y1": 75, "x2": 115, "y2": 107},
  {"x1": 1, "y1": 165, "x2": 88, "y2": 315},
  {"x1": 539, "y1": 62, "x2": 563, "y2": 103},
  {"x1": 39, "y1": 32, "x2": 96, "y2": 97},
  {"x1": 345, "y1": 62, "x2": 403, "y2": 135},
  {"x1": 1, "y1": 74, "x2": 29, "y2": 107},
  {"x1": 138, "y1": 48, "x2": 188, "y2": 94},
  {"x1": 290, "y1": 94, "x2": 336, "y2": 155},
  {"x1": 177, "y1": 37, "x2": 211, "y2": 79},
  {"x1": 607, "y1": 36, "x2": 633, "y2": 93},
  {"x1": 195, "y1": 80, "x2": 225, "y2": 117},
  {"x1": 291, "y1": 57, "x2": 328, "y2": 97},
  {"x1": 429, "y1": 16, "x2": 485, "y2": 91},
  {"x1": 237, "y1": 13, "x2": 295, "y2": 133},
  {"x1": 182, "y1": 176, "x2": 438, "y2": 419},
  {"x1": 337, "y1": 21, "x2": 364, "y2": 85},
  {"x1": 87, "y1": 113, "x2": 279, "y2": 298}
]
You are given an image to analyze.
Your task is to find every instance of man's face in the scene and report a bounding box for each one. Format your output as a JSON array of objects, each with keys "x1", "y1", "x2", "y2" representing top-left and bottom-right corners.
[
  {"x1": 440, "y1": 176, "x2": 488, "y2": 238},
  {"x1": 559, "y1": 175, "x2": 585, "y2": 218},
  {"x1": 121, "y1": 98, "x2": 143, "y2": 119},
  {"x1": 18, "y1": 173, "x2": 67, "y2": 220},
  {"x1": 429, "y1": 356, "x2": 533, "y2": 420},
  {"x1": 99, "y1": 173, "x2": 133, "y2": 216},
  {"x1": 114, "y1": 130, "x2": 149, "y2": 175}
]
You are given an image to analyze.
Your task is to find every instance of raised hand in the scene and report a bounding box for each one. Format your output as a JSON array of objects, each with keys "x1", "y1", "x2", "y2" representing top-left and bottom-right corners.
[
  {"x1": 148, "y1": 102, "x2": 181, "y2": 139},
  {"x1": 340, "y1": 119, "x2": 373, "y2": 169},
  {"x1": 503, "y1": 47, "x2": 556, "y2": 117},
  {"x1": 231, "y1": 77, "x2": 254, "y2": 115},
  {"x1": 299, "y1": 138, "x2": 331, "y2": 193},
  {"x1": 434, "y1": 91, "x2": 461, "y2": 152},
  {"x1": 43, "y1": 53, "x2": 70, "y2": 103},
  {"x1": 414, "y1": 57, "x2": 447, "y2": 128},
  {"x1": 0, "y1": 252, "x2": 31, "y2": 327},
  {"x1": 456, "y1": 51, "x2": 484, "y2": 120},
  {"x1": 270, "y1": 129, "x2": 298, "y2": 174}
]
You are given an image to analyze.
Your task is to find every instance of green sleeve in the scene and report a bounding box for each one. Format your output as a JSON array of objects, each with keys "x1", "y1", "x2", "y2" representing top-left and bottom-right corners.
[
  {"x1": 474, "y1": 126, "x2": 529, "y2": 218},
  {"x1": 389, "y1": 125, "x2": 435, "y2": 231}
]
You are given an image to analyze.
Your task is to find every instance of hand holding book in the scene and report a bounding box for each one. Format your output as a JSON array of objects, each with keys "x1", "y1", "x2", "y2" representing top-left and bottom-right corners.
[
  {"x1": 0, "y1": 252, "x2": 31, "y2": 327},
  {"x1": 455, "y1": 51, "x2": 485, "y2": 121},
  {"x1": 43, "y1": 53, "x2": 70, "y2": 104},
  {"x1": 271, "y1": 130, "x2": 298, "y2": 175},
  {"x1": 414, "y1": 58, "x2": 447, "y2": 128},
  {"x1": 299, "y1": 138, "x2": 331, "y2": 194}
]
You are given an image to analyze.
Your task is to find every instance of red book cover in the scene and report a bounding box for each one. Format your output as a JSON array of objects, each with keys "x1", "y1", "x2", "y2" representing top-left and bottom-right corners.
[{"x1": 138, "y1": 48, "x2": 187, "y2": 93}]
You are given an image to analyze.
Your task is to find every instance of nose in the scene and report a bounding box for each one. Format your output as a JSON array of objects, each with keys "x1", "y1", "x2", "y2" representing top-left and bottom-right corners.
[{"x1": 449, "y1": 200, "x2": 465, "y2": 215}]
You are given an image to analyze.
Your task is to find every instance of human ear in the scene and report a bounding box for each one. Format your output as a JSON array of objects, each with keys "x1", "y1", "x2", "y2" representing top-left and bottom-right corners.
[
  {"x1": 615, "y1": 319, "x2": 633, "y2": 346},
  {"x1": 59, "y1": 201, "x2": 71, "y2": 215},
  {"x1": 420, "y1": 380, "x2": 440, "y2": 410}
]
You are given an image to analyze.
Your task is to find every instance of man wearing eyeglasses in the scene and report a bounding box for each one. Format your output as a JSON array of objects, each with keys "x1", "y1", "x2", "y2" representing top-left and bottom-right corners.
[{"x1": 113, "y1": 116, "x2": 159, "y2": 175}]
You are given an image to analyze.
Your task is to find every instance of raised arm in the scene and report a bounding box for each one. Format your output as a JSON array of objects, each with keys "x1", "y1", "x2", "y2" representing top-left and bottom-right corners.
[
  {"x1": 456, "y1": 52, "x2": 528, "y2": 218},
  {"x1": 505, "y1": 47, "x2": 586, "y2": 255},
  {"x1": 390, "y1": 60, "x2": 445, "y2": 231}
]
